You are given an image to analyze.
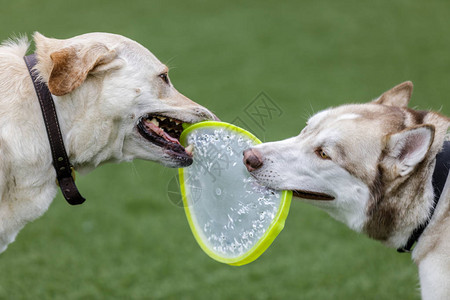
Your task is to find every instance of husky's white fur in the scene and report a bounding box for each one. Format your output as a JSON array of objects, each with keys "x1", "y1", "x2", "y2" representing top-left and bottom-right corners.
[
  {"x1": 0, "y1": 33, "x2": 216, "y2": 252},
  {"x1": 244, "y1": 82, "x2": 450, "y2": 299}
]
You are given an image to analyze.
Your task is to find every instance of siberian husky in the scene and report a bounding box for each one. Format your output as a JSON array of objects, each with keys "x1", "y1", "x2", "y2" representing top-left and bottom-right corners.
[
  {"x1": 243, "y1": 82, "x2": 450, "y2": 299},
  {"x1": 0, "y1": 32, "x2": 217, "y2": 252}
]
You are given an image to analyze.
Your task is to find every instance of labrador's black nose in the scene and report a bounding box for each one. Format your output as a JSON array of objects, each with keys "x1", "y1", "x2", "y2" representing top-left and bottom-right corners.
[{"x1": 243, "y1": 148, "x2": 263, "y2": 172}]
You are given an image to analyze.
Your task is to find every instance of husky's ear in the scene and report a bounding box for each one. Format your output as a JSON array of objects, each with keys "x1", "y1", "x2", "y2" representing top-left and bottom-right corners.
[
  {"x1": 385, "y1": 125, "x2": 435, "y2": 177},
  {"x1": 48, "y1": 44, "x2": 123, "y2": 96},
  {"x1": 373, "y1": 81, "x2": 413, "y2": 108}
]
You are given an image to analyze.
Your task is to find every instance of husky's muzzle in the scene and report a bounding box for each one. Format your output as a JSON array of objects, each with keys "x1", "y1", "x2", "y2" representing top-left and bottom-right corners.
[{"x1": 243, "y1": 147, "x2": 335, "y2": 201}]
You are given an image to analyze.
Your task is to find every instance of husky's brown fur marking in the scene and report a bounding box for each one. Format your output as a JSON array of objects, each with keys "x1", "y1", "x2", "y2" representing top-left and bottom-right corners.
[{"x1": 365, "y1": 165, "x2": 394, "y2": 241}]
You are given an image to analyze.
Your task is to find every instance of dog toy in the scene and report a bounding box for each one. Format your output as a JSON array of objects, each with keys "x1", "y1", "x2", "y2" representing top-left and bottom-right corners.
[{"x1": 179, "y1": 121, "x2": 292, "y2": 266}]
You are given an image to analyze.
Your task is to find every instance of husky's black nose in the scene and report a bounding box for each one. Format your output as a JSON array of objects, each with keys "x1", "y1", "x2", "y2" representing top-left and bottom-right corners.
[{"x1": 243, "y1": 148, "x2": 263, "y2": 172}]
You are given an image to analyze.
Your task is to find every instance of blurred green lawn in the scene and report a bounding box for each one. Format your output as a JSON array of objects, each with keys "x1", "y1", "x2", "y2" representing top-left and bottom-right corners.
[{"x1": 1, "y1": 0, "x2": 449, "y2": 299}]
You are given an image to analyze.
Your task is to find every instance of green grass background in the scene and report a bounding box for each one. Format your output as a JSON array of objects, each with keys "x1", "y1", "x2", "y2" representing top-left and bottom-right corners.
[{"x1": 1, "y1": 0, "x2": 449, "y2": 299}]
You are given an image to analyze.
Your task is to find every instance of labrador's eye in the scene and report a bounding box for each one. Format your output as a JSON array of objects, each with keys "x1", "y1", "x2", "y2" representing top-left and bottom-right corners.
[
  {"x1": 159, "y1": 73, "x2": 169, "y2": 85},
  {"x1": 315, "y1": 148, "x2": 331, "y2": 160}
]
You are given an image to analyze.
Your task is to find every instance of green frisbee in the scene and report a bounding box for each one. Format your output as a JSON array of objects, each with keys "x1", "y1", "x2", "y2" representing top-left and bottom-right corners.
[{"x1": 178, "y1": 121, "x2": 292, "y2": 266}]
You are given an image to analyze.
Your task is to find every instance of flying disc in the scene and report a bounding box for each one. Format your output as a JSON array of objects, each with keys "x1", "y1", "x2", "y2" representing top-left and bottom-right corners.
[{"x1": 179, "y1": 121, "x2": 292, "y2": 266}]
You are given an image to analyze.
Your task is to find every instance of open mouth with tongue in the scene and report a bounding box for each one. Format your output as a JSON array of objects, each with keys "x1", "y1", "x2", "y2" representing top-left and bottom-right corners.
[{"x1": 137, "y1": 114, "x2": 194, "y2": 166}]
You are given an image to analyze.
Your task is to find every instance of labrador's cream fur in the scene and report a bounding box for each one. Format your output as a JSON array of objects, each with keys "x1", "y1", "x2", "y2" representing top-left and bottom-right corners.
[{"x1": 0, "y1": 32, "x2": 216, "y2": 252}]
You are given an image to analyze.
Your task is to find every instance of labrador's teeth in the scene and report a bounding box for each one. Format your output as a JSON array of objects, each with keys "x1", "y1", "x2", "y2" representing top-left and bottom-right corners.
[
  {"x1": 150, "y1": 118, "x2": 159, "y2": 126},
  {"x1": 158, "y1": 116, "x2": 166, "y2": 121},
  {"x1": 185, "y1": 144, "x2": 194, "y2": 155},
  {"x1": 174, "y1": 120, "x2": 181, "y2": 125}
]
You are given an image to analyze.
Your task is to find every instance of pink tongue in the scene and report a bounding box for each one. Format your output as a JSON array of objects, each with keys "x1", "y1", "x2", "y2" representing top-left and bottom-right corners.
[{"x1": 146, "y1": 121, "x2": 181, "y2": 145}]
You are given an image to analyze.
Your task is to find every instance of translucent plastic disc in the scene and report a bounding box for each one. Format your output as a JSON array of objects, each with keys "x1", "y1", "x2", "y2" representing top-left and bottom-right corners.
[{"x1": 179, "y1": 121, "x2": 292, "y2": 266}]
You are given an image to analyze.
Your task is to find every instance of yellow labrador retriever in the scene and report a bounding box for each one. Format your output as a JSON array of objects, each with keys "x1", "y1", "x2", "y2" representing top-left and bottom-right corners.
[{"x1": 0, "y1": 32, "x2": 217, "y2": 252}]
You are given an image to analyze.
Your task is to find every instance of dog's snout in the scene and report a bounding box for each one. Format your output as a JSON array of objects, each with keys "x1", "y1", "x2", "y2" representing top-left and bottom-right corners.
[
  {"x1": 197, "y1": 108, "x2": 220, "y2": 121},
  {"x1": 210, "y1": 113, "x2": 221, "y2": 121},
  {"x1": 243, "y1": 148, "x2": 263, "y2": 172}
]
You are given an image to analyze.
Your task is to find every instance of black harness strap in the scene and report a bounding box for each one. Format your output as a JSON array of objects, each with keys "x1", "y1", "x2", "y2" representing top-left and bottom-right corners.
[
  {"x1": 397, "y1": 140, "x2": 450, "y2": 253},
  {"x1": 24, "y1": 54, "x2": 86, "y2": 205}
]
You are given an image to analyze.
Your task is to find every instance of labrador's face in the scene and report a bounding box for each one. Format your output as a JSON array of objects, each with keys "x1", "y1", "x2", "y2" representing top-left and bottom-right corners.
[{"x1": 35, "y1": 32, "x2": 217, "y2": 170}]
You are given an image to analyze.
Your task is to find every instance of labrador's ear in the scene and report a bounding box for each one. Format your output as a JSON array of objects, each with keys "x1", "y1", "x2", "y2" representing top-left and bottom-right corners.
[
  {"x1": 373, "y1": 81, "x2": 413, "y2": 108},
  {"x1": 48, "y1": 43, "x2": 120, "y2": 96}
]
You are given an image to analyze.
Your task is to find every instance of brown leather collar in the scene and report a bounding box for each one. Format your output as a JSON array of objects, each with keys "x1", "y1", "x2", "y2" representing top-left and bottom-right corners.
[{"x1": 24, "y1": 54, "x2": 86, "y2": 205}]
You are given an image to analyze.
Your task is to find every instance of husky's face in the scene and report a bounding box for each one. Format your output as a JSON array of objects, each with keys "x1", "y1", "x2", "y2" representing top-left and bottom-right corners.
[{"x1": 244, "y1": 82, "x2": 438, "y2": 240}]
